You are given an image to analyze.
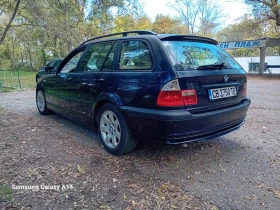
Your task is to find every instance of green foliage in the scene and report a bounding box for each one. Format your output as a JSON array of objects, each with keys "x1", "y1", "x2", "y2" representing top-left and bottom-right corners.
[
  {"x1": 217, "y1": 15, "x2": 263, "y2": 42},
  {"x1": 217, "y1": 15, "x2": 265, "y2": 57},
  {"x1": 245, "y1": 0, "x2": 280, "y2": 26},
  {"x1": 152, "y1": 14, "x2": 188, "y2": 34},
  {"x1": 217, "y1": 15, "x2": 280, "y2": 56},
  {"x1": 113, "y1": 15, "x2": 136, "y2": 32},
  {"x1": 1, "y1": 0, "x2": 280, "y2": 72},
  {"x1": 0, "y1": 0, "x2": 144, "y2": 71}
]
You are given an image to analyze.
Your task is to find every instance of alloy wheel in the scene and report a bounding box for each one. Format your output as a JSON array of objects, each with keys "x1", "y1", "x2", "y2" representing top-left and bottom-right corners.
[
  {"x1": 100, "y1": 110, "x2": 121, "y2": 148},
  {"x1": 37, "y1": 90, "x2": 45, "y2": 113}
]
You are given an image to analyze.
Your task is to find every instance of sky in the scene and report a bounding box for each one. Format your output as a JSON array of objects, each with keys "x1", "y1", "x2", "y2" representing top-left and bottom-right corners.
[{"x1": 142, "y1": 0, "x2": 250, "y2": 27}]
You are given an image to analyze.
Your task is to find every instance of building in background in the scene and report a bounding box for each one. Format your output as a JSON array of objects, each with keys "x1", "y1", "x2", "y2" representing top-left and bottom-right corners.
[{"x1": 234, "y1": 56, "x2": 280, "y2": 74}]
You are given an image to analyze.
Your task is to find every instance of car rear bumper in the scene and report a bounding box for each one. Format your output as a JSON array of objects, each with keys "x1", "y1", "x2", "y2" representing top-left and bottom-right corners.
[{"x1": 119, "y1": 98, "x2": 251, "y2": 144}]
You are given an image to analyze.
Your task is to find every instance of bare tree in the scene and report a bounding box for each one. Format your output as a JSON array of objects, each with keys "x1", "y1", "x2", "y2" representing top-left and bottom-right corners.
[
  {"x1": 169, "y1": 0, "x2": 199, "y2": 35},
  {"x1": 0, "y1": 0, "x2": 21, "y2": 45},
  {"x1": 199, "y1": 0, "x2": 223, "y2": 35},
  {"x1": 169, "y1": 0, "x2": 224, "y2": 36}
]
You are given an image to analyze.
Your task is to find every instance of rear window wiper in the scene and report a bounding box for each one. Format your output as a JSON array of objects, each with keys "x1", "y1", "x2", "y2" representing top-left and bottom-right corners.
[{"x1": 196, "y1": 63, "x2": 226, "y2": 70}]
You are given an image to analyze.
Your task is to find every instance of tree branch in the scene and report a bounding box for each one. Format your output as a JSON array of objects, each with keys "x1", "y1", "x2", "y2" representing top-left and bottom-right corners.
[
  {"x1": 0, "y1": 0, "x2": 21, "y2": 45},
  {"x1": 0, "y1": 23, "x2": 41, "y2": 29}
]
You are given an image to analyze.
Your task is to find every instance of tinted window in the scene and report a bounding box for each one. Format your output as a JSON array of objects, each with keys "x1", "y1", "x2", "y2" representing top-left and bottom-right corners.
[
  {"x1": 119, "y1": 41, "x2": 152, "y2": 70},
  {"x1": 53, "y1": 60, "x2": 62, "y2": 68},
  {"x1": 81, "y1": 42, "x2": 116, "y2": 72},
  {"x1": 163, "y1": 41, "x2": 242, "y2": 71},
  {"x1": 61, "y1": 51, "x2": 84, "y2": 73}
]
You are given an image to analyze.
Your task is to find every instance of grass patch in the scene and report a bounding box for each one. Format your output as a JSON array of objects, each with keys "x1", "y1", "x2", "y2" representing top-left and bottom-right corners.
[
  {"x1": 0, "y1": 70, "x2": 36, "y2": 90},
  {"x1": 0, "y1": 184, "x2": 14, "y2": 202}
]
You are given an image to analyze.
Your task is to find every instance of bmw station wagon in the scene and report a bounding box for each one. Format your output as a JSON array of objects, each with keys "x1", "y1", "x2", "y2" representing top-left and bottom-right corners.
[{"x1": 36, "y1": 30, "x2": 251, "y2": 155}]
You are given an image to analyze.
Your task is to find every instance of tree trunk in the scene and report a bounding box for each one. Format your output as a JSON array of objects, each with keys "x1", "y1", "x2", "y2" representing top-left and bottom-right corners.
[{"x1": 27, "y1": 43, "x2": 35, "y2": 71}]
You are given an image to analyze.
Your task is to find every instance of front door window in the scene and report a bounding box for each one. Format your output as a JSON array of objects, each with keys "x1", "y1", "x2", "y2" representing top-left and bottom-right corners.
[{"x1": 61, "y1": 51, "x2": 84, "y2": 73}]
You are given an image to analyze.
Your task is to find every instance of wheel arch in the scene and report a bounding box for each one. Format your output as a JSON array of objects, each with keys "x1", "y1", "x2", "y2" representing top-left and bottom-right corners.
[
  {"x1": 36, "y1": 82, "x2": 44, "y2": 91},
  {"x1": 36, "y1": 75, "x2": 40, "y2": 83},
  {"x1": 93, "y1": 92, "x2": 124, "y2": 128}
]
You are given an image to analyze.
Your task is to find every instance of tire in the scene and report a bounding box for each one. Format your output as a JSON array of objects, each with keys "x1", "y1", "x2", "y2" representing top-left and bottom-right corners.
[
  {"x1": 36, "y1": 89, "x2": 50, "y2": 115},
  {"x1": 97, "y1": 103, "x2": 137, "y2": 155}
]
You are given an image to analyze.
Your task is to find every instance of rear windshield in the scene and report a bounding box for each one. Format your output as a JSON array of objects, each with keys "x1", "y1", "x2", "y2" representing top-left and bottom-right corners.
[{"x1": 163, "y1": 41, "x2": 242, "y2": 71}]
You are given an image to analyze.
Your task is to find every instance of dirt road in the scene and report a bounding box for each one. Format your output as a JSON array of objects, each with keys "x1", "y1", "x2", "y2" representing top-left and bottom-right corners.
[{"x1": 0, "y1": 78, "x2": 280, "y2": 210}]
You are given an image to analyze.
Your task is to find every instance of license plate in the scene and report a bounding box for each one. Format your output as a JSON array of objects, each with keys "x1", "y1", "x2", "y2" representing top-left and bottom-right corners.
[{"x1": 208, "y1": 86, "x2": 237, "y2": 100}]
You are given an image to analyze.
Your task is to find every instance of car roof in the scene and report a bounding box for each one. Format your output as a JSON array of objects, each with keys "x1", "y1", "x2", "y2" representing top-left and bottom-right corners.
[{"x1": 80, "y1": 30, "x2": 218, "y2": 46}]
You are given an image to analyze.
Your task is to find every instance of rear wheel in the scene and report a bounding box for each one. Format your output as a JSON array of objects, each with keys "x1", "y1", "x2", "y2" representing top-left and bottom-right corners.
[
  {"x1": 98, "y1": 103, "x2": 137, "y2": 155},
  {"x1": 36, "y1": 89, "x2": 50, "y2": 115}
]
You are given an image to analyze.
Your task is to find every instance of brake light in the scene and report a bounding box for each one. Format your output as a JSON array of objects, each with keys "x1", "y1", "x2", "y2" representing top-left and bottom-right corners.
[
  {"x1": 157, "y1": 80, "x2": 198, "y2": 107},
  {"x1": 242, "y1": 83, "x2": 247, "y2": 97}
]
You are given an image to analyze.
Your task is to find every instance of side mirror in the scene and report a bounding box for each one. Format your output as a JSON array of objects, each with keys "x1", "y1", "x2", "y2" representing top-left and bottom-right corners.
[{"x1": 45, "y1": 66, "x2": 55, "y2": 73}]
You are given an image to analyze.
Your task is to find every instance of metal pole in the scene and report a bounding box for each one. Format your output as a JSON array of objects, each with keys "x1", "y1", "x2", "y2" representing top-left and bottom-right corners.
[
  {"x1": 259, "y1": 47, "x2": 266, "y2": 75},
  {"x1": 10, "y1": 70, "x2": 14, "y2": 87},
  {"x1": 16, "y1": 69, "x2": 22, "y2": 89},
  {"x1": 4, "y1": 70, "x2": 6, "y2": 85}
]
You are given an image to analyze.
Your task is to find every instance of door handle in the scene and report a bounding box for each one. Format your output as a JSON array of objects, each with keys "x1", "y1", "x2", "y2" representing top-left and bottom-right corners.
[
  {"x1": 92, "y1": 78, "x2": 104, "y2": 82},
  {"x1": 64, "y1": 78, "x2": 72, "y2": 82}
]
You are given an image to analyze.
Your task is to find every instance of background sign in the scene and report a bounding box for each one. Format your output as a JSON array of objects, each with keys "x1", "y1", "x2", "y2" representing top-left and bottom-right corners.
[{"x1": 219, "y1": 40, "x2": 266, "y2": 49}]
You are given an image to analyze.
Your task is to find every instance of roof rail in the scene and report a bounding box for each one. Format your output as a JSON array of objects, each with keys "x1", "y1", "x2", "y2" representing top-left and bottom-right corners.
[{"x1": 81, "y1": 30, "x2": 157, "y2": 45}]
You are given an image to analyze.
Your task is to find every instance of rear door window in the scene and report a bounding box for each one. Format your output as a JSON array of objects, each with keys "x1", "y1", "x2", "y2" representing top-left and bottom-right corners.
[
  {"x1": 119, "y1": 41, "x2": 152, "y2": 70},
  {"x1": 163, "y1": 41, "x2": 242, "y2": 71},
  {"x1": 80, "y1": 42, "x2": 116, "y2": 72}
]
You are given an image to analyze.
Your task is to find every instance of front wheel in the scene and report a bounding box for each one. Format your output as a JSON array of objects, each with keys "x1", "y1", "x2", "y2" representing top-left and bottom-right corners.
[
  {"x1": 36, "y1": 89, "x2": 50, "y2": 115},
  {"x1": 98, "y1": 103, "x2": 137, "y2": 155}
]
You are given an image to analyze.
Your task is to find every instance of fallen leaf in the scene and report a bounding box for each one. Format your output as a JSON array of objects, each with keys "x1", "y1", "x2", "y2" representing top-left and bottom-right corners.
[
  {"x1": 209, "y1": 205, "x2": 219, "y2": 210},
  {"x1": 273, "y1": 190, "x2": 280, "y2": 198},
  {"x1": 77, "y1": 164, "x2": 86, "y2": 174},
  {"x1": 99, "y1": 205, "x2": 110, "y2": 209},
  {"x1": 161, "y1": 184, "x2": 168, "y2": 191}
]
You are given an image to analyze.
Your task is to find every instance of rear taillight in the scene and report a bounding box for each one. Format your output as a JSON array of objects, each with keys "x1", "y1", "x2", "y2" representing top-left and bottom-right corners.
[
  {"x1": 182, "y1": 90, "x2": 198, "y2": 105},
  {"x1": 157, "y1": 80, "x2": 198, "y2": 107},
  {"x1": 242, "y1": 83, "x2": 247, "y2": 97}
]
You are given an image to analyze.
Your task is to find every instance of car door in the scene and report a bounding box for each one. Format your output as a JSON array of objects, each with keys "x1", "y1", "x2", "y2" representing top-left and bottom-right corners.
[
  {"x1": 69, "y1": 41, "x2": 117, "y2": 120},
  {"x1": 44, "y1": 48, "x2": 85, "y2": 114},
  {"x1": 108, "y1": 39, "x2": 163, "y2": 109}
]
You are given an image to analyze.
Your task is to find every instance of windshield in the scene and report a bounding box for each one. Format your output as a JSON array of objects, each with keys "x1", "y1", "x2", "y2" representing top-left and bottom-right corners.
[{"x1": 163, "y1": 41, "x2": 242, "y2": 71}]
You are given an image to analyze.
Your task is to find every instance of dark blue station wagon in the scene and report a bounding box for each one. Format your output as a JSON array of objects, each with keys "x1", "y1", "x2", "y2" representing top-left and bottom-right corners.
[{"x1": 36, "y1": 30, "x2": 251, "y2": 155}]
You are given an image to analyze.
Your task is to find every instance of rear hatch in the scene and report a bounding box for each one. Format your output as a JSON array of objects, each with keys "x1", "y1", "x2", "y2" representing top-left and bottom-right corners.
[{"x1": 162, "y1": 37, "x2": 247, "y2": 114}]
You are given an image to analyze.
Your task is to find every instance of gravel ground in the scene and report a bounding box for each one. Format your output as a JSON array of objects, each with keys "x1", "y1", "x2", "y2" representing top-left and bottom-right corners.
[{"x1": 0, "y1": 77, "x2": 279, "y2": 210}]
